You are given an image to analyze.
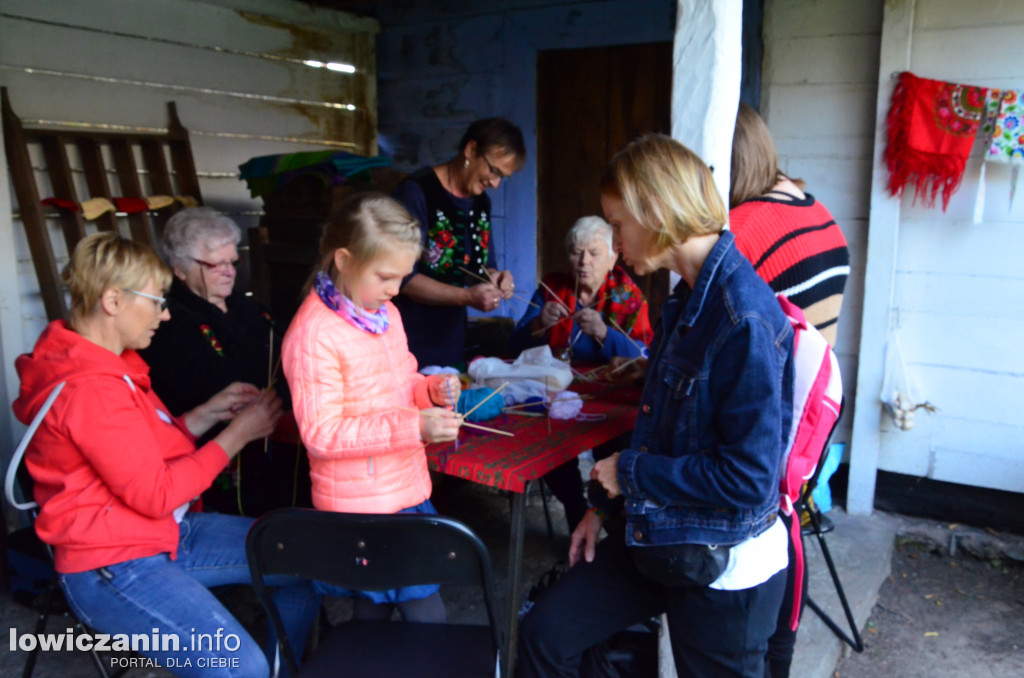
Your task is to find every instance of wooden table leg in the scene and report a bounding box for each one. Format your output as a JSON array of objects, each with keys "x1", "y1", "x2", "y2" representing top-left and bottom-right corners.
[{"x1": 503, "y1": 485, "x2": 527, "y2": 678}]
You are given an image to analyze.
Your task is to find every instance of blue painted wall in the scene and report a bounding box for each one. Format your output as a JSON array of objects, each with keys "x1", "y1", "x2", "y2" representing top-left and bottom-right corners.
[{"x1": 364, "y1": 0, "x2": 676, "y2": 320}]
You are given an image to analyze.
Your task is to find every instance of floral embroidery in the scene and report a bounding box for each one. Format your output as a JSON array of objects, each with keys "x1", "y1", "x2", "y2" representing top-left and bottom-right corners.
[
  {"x1": 982, "y1": 88, "x2": 1024, "y2": 164},
  {"x1": 423, "y1": 207, "x2": 490, "y2": 281},
  {"x1": 199, "y1": 324, "x2": 224, "y2": 356},
  {"x1": 932, "y1": 83, "x2": 986, "y2": 137}
]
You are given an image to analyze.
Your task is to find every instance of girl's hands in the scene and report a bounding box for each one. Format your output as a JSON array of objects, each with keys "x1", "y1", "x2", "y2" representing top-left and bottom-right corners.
[
  {"x1": 420, "y1": 407, "x2": 462, "y2": 443},
  {"x1": 428, "y1": 374, "x2": 462, "y2": 408}
]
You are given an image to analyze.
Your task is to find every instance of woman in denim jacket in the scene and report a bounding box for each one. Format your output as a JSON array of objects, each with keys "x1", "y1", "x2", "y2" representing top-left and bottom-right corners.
[{"x1": 518, "y1": 135, "x2": 794, "y2": 677}]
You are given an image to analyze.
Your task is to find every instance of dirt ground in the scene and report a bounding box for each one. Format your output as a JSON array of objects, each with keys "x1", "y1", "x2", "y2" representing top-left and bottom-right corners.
[{"x1": 834, "y1": 538, "x2": 1024, "y2": 678}]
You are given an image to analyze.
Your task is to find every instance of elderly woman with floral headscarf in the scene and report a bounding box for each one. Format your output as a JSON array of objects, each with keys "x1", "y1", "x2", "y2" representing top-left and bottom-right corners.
[{"x1": 509, "y1": 215, "x2": 651, "y2": 363}]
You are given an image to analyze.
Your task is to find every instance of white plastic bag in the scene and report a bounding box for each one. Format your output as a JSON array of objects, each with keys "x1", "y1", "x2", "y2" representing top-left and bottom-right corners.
[
  {"x1": 879, "y1": 332, "x2": 932, "y2": 430},
  {"x1": 468, "y1": 345, "x2": 573, "y2": 392}
]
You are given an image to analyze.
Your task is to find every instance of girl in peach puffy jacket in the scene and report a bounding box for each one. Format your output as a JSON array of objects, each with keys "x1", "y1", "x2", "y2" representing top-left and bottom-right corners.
[{"x1": 282, "y1": 192, "x2": 462, "y2": 622}]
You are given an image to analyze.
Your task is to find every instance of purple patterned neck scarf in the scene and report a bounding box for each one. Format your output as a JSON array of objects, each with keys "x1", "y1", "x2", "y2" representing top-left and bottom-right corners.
[{"x1": 314, "y1": 271, "x2": 389, "y2": 335}]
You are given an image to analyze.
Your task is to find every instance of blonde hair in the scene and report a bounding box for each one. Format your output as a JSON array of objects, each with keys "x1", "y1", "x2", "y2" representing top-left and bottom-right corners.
[
  {"x1": 599, "y1": 134, "x2": 727, "y2": 258},
  {"x1": 307, "y1": 192, "x2": 422, "y2": 291},
  {"x1": 730, "y1": 102, "x2": 804, "y2": 207},
  {"x1": 63, "y1": 232, "x2": 172, "y2": 324}
]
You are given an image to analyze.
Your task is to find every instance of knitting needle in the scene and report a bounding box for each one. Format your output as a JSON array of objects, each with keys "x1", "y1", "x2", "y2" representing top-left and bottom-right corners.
[
  {"x1": 501, "y1": 401, "x2": 545, "y2": 412},
  {"x1": 538, "y1": 280, "x2": 574, "y2": 315},
  {"x1": 446, "y1": 378, "x2": 459, "y2": 450},
  {"x1": 610, "y1": 355, "x2": 643, "y2": 374},
  {"x1": 458, "y1": 266, "x2": 541, "y2": 309},
  {"x1": 397, "y1": 407, "x2": 514, "y2": 437},
  {"x1": 461, "y1": 381, "x2": 510, "y2": 420},
  {"x1": 606, "y1": 316, "x2": 645, "y2": 354}
]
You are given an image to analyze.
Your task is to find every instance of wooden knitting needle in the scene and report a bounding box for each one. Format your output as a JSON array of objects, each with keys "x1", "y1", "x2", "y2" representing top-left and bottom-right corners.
[
  {"x1": 610, "y1": 355, "x2": 643, "y2": 374},
  {"x1": 458, "y1": 266, "x2": 541, "y2": 309},
  {"x1": 606, "y1": 316, "x2": 646, "y2": 354},
  {"x1": 397, "y1": 406, "x2": 514, "y2": 437},
  {"x1": 461, "y1": 381, "x2": 510, "y2": 419},
  {"x1": 538, "y1": 280, "x2": 574, "y2": 315}
]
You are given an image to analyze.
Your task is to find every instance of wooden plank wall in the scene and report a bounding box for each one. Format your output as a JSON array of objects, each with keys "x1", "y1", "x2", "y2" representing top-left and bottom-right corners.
[
  {"x1": 0, "y1": 0, "x2": 377, "y2": 456},
  {"x1": 872, "y1": 0, "x2": 1024, "y2": 492},
  {"x1": 761, "y1": 0, "x2": 885, "y2": 456}
]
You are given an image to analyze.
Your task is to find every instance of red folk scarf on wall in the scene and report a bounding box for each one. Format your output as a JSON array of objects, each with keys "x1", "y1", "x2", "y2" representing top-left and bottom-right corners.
[{"x1": 885, "y1": 71, "x2": 987, "y2": 211}]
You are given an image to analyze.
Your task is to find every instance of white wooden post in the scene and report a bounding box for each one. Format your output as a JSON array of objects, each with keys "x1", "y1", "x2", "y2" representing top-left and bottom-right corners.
[
  {"x1": 662, "y1": 2, "x2": 742, "y2": 674},
  {"x1": 0, "y1": 112, "x2": 27, "y2": 481},
  {"x1": 847, "y1": 0, "x2": 916, "y2": 516}
]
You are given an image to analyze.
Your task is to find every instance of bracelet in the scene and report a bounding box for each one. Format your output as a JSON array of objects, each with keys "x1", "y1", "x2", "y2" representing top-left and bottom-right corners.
[{"x1": 587, "y1": 505, "x2": 606, "y2": 519}]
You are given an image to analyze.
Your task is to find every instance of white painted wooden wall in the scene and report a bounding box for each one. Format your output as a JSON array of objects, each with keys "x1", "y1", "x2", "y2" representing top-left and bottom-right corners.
[
  {"x1": 0, "y1": 0, "x2": 377, "y2": 464},
  {"x1": 848, "y1": 0, "x2": 1024, "y2": 509},
  {"x1": 760, "y1": 0, "x2": 884, "y2": 457}
]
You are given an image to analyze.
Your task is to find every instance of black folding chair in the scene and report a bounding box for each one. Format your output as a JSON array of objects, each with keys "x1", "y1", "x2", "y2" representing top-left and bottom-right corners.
[
  {"x1": 4, "y1": 382, "x2": 126, "y2": 678},
  {"x1": 246, "y1": 508, "x2": 503, "y2": 677},
  {"x1": 798, "y1": 409, "x2": 864, "y2": 652}
]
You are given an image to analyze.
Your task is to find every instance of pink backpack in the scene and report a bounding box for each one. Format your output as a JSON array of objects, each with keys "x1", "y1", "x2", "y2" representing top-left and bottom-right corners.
[{"x1": 777, "y1": 295, "x2": 842, "y2": 630}]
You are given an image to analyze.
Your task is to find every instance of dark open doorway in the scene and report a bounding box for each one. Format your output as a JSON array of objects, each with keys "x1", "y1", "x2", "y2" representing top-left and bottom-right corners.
[{"x1": 536, "y1": 41, "x2": 673, "y2": 322}]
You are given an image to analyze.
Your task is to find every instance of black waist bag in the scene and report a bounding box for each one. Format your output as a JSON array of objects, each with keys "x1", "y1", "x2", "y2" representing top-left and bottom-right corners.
[{"x1": 630, "y1": 543, "x2": 732, "y2": 588}]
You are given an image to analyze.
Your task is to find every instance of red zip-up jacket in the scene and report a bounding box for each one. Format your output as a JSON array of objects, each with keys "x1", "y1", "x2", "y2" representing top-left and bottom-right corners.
[{"x1": 12, "y1": 320, "x2": 229, "y2": 574}]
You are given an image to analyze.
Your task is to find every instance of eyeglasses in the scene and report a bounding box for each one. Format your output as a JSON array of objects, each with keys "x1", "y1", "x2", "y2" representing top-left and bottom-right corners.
[
  {"x1": 192, "y1": 257, "x2": 237, "y2": 272},
  {"x1": 126, "y1": 289, "x2": 168, "y2": 311},
  {"x1": 480, "y1": 153, "x2": 507, "y2": 181}
]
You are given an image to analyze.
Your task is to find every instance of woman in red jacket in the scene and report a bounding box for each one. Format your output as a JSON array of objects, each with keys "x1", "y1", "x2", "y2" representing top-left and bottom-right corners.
[{"x1": 13, "y1": 232, "x2": 319, "y2": 678}]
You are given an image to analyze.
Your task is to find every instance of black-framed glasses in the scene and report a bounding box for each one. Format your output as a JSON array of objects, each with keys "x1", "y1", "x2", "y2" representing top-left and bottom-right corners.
[
  {"x1": 126, "y1": 289, "x2": 168, "y2": 311},
  {"x1": 480, "y1": 153, "x2": 507, "y2": 181},
  {"x1": 192, "y1": 257, "x2": 237, "y2": 272}
]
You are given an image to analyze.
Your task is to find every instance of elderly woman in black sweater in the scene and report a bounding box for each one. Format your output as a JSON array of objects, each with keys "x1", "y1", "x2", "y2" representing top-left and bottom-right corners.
[{"x1": 139, "y1": 207, "x2": 307, "y2": 515}]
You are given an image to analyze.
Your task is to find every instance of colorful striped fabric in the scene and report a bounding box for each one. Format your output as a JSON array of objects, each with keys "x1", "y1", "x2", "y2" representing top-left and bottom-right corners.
[{"x1": 729, "y1": 193, "x2": 850, "y2": 347}]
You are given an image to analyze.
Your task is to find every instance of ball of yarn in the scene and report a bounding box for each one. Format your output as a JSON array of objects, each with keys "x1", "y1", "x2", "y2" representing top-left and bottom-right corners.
[
  {"x1": 523, "y1": 396, "x2": 547, "y2": 414},
  {"x1": 457, "y1": 387, "x2": 504, "y2": 422}
]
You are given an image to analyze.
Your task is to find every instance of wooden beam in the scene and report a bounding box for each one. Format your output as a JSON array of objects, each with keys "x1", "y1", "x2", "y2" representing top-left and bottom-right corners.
[
  {"x1": 40, "y1": 135, "x2": 87, "y2": 254},
  {"x1": 847, "y1": 0, "x2": 916, "y2": 516},
  {"x1": 110, "y1": 137, "x2": 153, "y2": 246},
  {"x1": 1, "y1": 87, "x2": 66, "y2": 320},
  {"x1": 76, "y1": 138, "x2": 118, "y2": 232}
]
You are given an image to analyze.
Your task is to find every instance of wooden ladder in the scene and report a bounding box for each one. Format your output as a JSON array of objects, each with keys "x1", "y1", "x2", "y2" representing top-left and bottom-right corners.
[{"x1": 1, "y1": 87, "x2": 202, "y2": 320}]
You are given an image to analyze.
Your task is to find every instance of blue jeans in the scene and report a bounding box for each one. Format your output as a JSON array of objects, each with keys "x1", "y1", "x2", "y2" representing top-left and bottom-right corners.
[{"x1": 60, "y1": 513, "x2": 321, "y2": 678}]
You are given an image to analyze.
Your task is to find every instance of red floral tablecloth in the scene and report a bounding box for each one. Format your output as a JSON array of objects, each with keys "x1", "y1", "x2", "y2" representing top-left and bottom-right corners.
[{"x1": 426, "y1": 380, "x2": 640, "y2": 493}]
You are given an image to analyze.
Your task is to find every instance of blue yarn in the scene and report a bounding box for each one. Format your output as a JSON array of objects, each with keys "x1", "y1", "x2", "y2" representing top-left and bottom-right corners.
[
  {"x1": 457, "y1": 388, "x2": 504, "y2": 422},
  {"x1": 523, "y1": 396, "x2": 547, "y2": 414}
]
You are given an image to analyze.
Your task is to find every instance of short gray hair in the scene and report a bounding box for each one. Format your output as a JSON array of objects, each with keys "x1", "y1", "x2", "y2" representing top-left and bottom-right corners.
[
  {"x1": 565, "y1": 216, "x2": 613, "y2": 254},
  {"x1": 162, "y1": 207, "x2": 241, "y2": 271}
]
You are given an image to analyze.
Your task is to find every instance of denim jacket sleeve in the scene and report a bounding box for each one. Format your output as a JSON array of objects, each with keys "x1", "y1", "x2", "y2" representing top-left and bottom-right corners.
[{"x1": 617, "y1": 314, "x2": 788, "y2": 511}]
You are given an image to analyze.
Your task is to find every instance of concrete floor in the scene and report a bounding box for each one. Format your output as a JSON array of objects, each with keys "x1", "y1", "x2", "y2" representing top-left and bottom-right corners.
[{"x1": 1, "y1": 477, "x2": 899, "y2": 678}]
